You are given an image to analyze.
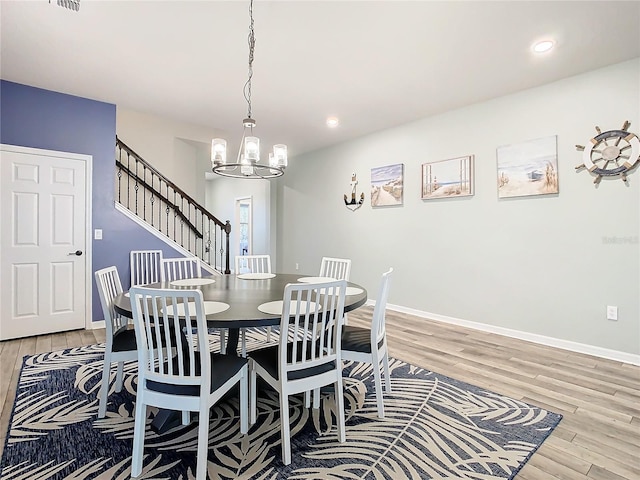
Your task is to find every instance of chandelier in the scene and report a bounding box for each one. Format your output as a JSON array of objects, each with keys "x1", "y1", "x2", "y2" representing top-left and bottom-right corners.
[{"x1": 211, "y1": 0, "x2": 288, "y2": 179}]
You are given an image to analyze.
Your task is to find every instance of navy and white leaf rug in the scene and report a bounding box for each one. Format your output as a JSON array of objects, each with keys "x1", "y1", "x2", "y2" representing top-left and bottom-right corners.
[{"x1": 1, "y1": 337, "x2": 561, "y2": 479}]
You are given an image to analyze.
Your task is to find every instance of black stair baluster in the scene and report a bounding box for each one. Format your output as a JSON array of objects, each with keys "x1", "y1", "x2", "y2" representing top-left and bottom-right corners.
[{"x1": 114, "y1": 137, "x2": 231, "y2": 273}]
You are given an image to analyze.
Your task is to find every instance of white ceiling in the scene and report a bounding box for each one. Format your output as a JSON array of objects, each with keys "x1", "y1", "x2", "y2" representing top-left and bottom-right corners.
[{"x1": 1, "y1": 1, "x2": 639, "y2": 157}]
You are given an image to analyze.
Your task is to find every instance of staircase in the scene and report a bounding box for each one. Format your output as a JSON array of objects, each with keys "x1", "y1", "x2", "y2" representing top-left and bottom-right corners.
[{"x1": 115, "y1": 137, "x2": 231, "y2": 274}]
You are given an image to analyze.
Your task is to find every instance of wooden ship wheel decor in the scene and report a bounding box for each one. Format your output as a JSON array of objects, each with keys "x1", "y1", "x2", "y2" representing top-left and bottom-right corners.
[{"x1": 575, "y1": 121, "x2": 640, "y2": 184}]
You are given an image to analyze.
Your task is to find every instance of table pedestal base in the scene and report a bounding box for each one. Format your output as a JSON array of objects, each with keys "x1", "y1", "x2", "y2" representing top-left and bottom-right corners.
[
  {"x1": 150, "y1": 409, "x2": 188, "y2": 434},
  {"x1": 225, "y1": 328, "x2": 240, "y2": 356}
]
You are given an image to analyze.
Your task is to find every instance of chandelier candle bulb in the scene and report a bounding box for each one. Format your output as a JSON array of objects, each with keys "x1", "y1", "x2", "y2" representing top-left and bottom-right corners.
[
  {"x1": 211, "y1": 138, "x2": 227, "y2": 165},
  {"x1": 272, "y1": 144, "x2": 288, "y2": 168},
  {"x1": 240, "y1": 154, "x2": 254, "y2": 176},
  {"x1": 245, "y1": 136, "x2": 260, "y2": 162}
]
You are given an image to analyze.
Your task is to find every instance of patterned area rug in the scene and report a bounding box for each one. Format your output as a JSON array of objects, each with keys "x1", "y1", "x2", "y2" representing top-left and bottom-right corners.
[{"x1": 1, "y1": 330, "x2": 561, "y2": 479}]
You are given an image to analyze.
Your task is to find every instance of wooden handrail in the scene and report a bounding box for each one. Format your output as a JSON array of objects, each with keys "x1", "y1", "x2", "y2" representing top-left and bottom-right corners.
[
  {"x1": 115, "y1": 158, "x2": 203, "y2": 238},
  {"x1": 116, "y1": 137, "x2": 226, "y2": 229},
  {"x1": 116, "y1": 136, "x2": 231, "y2": 274}
]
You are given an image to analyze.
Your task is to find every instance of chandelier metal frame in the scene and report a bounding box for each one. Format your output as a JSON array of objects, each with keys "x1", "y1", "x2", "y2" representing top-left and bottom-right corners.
[{"x1": 211, "y1": 0, "x2": 287, "y2": 179}]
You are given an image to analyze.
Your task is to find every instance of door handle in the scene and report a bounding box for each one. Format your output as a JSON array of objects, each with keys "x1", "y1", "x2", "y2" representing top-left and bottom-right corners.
[{"x1": 68, "y1": 250, "x2": 83, "y2": 256}]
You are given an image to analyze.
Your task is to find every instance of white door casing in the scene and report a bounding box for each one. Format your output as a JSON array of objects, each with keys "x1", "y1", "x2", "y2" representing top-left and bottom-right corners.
[
  {"x1": 235, "y1": 196, "x2": 252, "y2": 259},
  {"x1": 0, "y1": 144, "x2": 92, "y2": 340}
]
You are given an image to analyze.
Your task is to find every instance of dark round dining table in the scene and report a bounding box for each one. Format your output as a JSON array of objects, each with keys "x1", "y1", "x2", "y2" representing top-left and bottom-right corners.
[
  {"x1": 113, "y1": 272, "x2": 367, "y2": 434},
  {"x1": 113, "y1": 272, "x2": 368, "y2": 355}
]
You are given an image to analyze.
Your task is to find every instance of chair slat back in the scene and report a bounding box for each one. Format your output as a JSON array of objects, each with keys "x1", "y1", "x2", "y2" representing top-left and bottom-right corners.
[
  {"x1": 235, "y1": 254, "x2": 271, "y2": 274},
  {"x1": 372, "y1": 268, "x2": 393, "y2": 345},
  {"x1": 280, "y1": 280, "x2": 347, "y2": 378},
  {"x1": 130, "y1": 250, "x2": 164, "y2": 286},
  {"x1": 162, "y1": 257, "x2": 202, "y2": 281},
  {"x1": 130, "y1": 286, "x2": 209, "y2": 391},
  {"x1": 319, "y1": 257, "x2": 351, "y2": 281},
  {"x1": 95, "y1": 266, "x2": 126, "y2": 339}
]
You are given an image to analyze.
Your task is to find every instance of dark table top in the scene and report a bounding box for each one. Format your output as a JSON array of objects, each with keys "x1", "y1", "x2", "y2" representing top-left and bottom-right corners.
[{"x1": 113, "y1": 273, "x2": 368, "y2": 329}]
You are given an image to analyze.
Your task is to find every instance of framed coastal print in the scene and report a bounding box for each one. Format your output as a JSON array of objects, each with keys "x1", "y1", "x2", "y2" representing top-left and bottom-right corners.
[
  {"x1": 371, "y1": 163, "x2": 404, "y2": 207},
  {"x1": 421, "y1": 155, "x2": 474, "y2": 200},
  {"x1": 496, "y1": 135, "x2": 559, "y2": 198}
]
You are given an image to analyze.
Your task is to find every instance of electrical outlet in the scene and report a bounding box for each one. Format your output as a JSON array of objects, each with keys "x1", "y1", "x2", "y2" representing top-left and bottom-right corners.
[
  {"x1": 606, "y1": 305, "x2": 618, "y2": 321},
  {"x1": 295, "y1": 263, "x2": 299, "y2": 271},
  {"x1": 94, "y1": 229, "x2": 102, "y2": 240}
]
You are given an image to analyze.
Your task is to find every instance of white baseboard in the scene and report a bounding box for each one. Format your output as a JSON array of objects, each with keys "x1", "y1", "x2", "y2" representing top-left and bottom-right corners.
[
  {"x1": 365, "y1": 300, "x2": 640, "y2": 366},
  {"x1": 92, "y1": 297, "x2": 639, "y2": 365},
  {"x1": 89, "y1": 320, "x2": 106, "y2": 330}
]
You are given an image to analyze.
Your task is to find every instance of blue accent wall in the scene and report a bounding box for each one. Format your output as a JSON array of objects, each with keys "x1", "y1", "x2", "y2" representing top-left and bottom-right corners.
[{"x1": 1, "y1": 80, "x2": 182, "y2": 323}]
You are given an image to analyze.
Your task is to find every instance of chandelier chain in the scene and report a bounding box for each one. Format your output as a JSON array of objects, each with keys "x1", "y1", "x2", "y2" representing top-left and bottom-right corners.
[
  {"x1": 243, "y1": 0, "x2": 256, "y2": 120},
  {"x1": 210, "y1": 0, "x2": 287, "y2": 179}
]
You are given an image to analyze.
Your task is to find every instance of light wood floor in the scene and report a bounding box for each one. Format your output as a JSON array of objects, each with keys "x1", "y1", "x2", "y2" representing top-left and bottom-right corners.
[{"x1": 1, "y1": 308, "x2": 638, "y2": 479}]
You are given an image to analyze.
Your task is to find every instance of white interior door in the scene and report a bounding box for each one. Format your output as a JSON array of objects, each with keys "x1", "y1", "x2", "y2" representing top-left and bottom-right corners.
[{"x1": 0, "y1": 145, "x2": 91, "y2": 340}]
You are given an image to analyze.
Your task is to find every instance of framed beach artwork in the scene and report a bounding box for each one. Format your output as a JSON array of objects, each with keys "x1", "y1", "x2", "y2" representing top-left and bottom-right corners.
[
  {"x1": 496, "y1": 135, "x2": 559, "y2": 199},
  {"x1": 422, "y1": 155, "x2": 474, "y2": 200},
  {"x1": 371, "y1": 163, "x2": 404, "y2": 207}
]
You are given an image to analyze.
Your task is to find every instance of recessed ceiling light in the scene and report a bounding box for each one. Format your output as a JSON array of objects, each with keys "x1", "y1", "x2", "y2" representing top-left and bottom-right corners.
[
  {"x1": 326, "y1": 116, "x2": 339, "y2": 128},
  {"x1": 532, "y1": 40, "x2": 554, "y2": 53}
]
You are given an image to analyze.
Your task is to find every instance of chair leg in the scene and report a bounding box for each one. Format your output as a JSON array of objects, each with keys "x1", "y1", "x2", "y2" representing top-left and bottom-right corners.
[
  {"x1": 249, "y1": 361, "x2": 257, "y2": 425},
  {"x1": 181, "y1": 410, "x2": 190, "y2": 425},
  {"x1": 304, "y1": 387, "x2": 321, "y2": 409},
  {"x1": 98, "y1": 353, "x2": 111, "y2": 418},
  {"x1": 334, "y1": 376, "x2": 346, "y2": 443},
  {"x1": 131, "y1": 397, "x2": 147, "y2": 477},
  {"x1": 195, "y1": 406, "x2": 210, "y2": 480},
  {"x1": 280, "y1": 392, "x2": 292, "y2": 465},
  {"x1": 382, "y1": 349, "x2": 392, "y2": 393},
  {"x1": 219, "y1": 329, "x2": 226, "y2": 355},
  {"x1": 240, "y1": 366, "x2": 248, "y2": 434},
  {"x1": 115, "y1": 361, "x2": 125, "y2": 393},
  {"x1": 373, "y1": 355, "x2": 385, "y2": 419}
]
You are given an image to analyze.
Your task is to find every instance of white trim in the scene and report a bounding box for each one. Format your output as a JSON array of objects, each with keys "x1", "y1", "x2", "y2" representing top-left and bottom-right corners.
[
  {"x1": 365, "y1": 299, "x2": 640, "y2": 366},
  {"x1": 235, "y1": 195, "x2": 253, "y2": 257},
  {"x1": 115, "y1": 203, "x2": 220, "y2": 276},
  {"x1": 90, "y1": 319, "x2": 106, "y2": 330},
  {"x1": 0, "y1": 143, "x2": 93, "y2": 334},
  {"x1": 84, "y1": 155, "x2": 93, "y2": 331}
]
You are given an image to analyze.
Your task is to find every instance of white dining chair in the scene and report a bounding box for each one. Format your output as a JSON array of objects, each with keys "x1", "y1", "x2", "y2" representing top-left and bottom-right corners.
[
  {"x1": 130, "y1": 286, "x2": 248, "y2": 480},
  {"x1": 130, "y1": 250, "x2": 164, "y2": 287},
  {"x1": 319, "y1": 256, "x2": 351, "y2": 281},
  {"x1": 248, "y1": 279, "x2": 347, "y2": 465},
  {"x1": 319, "y1": 256, "x2": 352, "y2": 325},
  {"x1": 342, "y1": 267, "x2": 393, "y2": 418},
  {"x1": 162, "y1": 255, "x2": 227, "y2": 354},
  {"x1": 162, "y1": 256, "x2": 202, "y2": 281},
  {"x1": 95, "y1": 266, "x2": 138, "y2": 418},
  {"x1": 235, "y1": 254, "x2": 271, "y2": 275},
  {"x1": 235, "y1": 254, "x2": 274, "y2": 349}
]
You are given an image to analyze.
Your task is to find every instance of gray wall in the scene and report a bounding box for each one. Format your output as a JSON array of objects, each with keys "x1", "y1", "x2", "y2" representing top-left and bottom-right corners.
[
  {"x1": 206, "y1": 177, "x2": 274, "y2": 266},
  {"x1": 276, "y1": 59, "x2": 640, "y2": 357},
  {"x1": 116, "y1": 108, "x2": 226, "y2": 206}
]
